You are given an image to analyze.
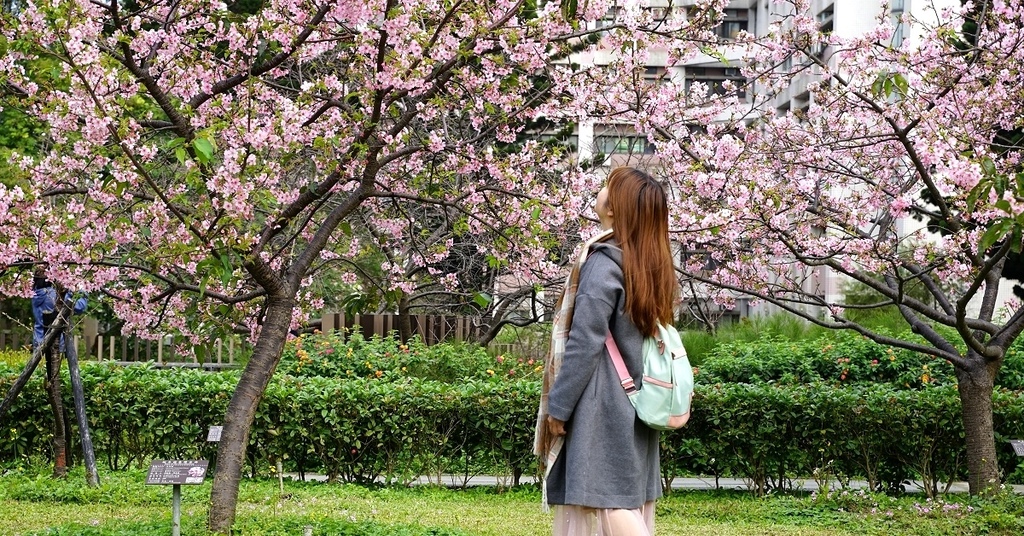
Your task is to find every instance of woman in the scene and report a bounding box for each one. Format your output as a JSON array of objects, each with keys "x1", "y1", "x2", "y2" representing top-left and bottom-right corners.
[{"x1": 543, "y1": 166, "x2": 679, "y2": 535}]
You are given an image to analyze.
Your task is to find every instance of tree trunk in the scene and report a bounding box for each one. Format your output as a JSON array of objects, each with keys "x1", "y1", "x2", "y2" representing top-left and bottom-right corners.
[
  {"x1": 956, "y1": 355, "x2": 1001, "y2": 495},
  {"x1": 0, "y1": 335, "x2": 49, "y2": 423},
  {"x1": 473, "y1": 318, "x2": 504, "y2": 346},
  {"x1": 208, "y1": 296, "x2": 295, "y2": 534},
  {"x1": 65, "y1": 331, "x2": 100, "y2": 487},
  {"x1": 44, "y1": 345, "x2": 68, "y2": 478},
  {"x1": 397, "y1": 294, "x2": 412, "y2": 343}
]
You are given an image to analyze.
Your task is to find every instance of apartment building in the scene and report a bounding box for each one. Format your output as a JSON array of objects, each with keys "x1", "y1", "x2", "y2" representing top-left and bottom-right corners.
[{"x1": 577, "y1": 0, "x2": 950, "y2": 156}]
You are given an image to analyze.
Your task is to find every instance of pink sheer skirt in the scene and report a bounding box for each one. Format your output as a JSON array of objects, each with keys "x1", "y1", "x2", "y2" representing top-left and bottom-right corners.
[{"x1": 552, "y1": 501, "x2": 655, "y2": 536}]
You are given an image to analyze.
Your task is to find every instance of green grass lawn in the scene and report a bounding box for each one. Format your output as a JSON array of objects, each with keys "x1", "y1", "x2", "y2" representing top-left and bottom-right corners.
[{"x1": 2, "y1": 466, "x2": 1023, "y2": 535}]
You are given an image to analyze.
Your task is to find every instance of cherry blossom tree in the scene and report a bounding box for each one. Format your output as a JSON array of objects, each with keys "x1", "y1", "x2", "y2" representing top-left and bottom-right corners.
[
  {"x1": 347, "y1": 146, "x2": 586, "y2": 344},
  {"x1": 643, "y1": 0, "x2": 1024, "y2": 494},
  {"x1": 0, "y1": 0, "x2": 728, "y2": 530},
  {"x1": 16, "y1": 0, "x2": 1018, "y2": 528},
  {"x1": 0, "y1": 0, "x2": 584, "y2": 530}
]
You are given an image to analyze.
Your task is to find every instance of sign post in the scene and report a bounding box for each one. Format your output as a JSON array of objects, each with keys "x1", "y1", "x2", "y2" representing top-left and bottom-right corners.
[
  {"x1": 207, "y1": 426, "x2": 222, "y2": 472},
  {"x1": 146, "y1": 460, "x2": 209, "y2": 536},
  {"x1": 1010, "y1": 440, "x2": 1024, "y2": 457}
]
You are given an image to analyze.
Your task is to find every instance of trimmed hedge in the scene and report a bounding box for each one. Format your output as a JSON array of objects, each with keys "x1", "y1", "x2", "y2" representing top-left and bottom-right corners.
[
  {"x1": 0, "y1": 364, "x2": 537, "y2": 486},
  {"x1": 698, "y1": 330, "x2": 1024, "y2": 390},
  {"x1": 4, "y1": 363, "x2": 1024, "y2": 493},
  {"x1": 672, "y1": 382, "x2": 1024, "y2": 494}
]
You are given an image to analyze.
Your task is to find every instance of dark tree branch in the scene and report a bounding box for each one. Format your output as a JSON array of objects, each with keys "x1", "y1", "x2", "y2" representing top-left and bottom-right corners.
[{"x1": 188, "y1": 3, "x2": 334, "y2": 110}]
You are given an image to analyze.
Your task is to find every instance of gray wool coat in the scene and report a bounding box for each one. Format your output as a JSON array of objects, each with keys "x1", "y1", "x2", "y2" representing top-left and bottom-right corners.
[{"x1": 545, "y1": 242, "x2": 662, "y2": 509}]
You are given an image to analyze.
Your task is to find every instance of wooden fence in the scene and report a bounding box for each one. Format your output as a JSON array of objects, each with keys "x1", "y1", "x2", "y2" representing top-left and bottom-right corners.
[{"x1": 0, "y1": 318, "x2": 32, "y2": 355}]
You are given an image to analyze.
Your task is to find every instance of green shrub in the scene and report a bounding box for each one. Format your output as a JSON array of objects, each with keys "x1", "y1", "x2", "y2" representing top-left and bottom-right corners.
[
  {"x1": 5, "y1": 364, "x2": 1024, "y2": 493},
  {"x1": 681, "y1": 314, "x2": 827, "y2": 365},
  {"x1": 0, "y1": 348, "x2": 29, "y2": 368},
  {"x1": 698, "y1": 329, "x2": 1024, "y2": 390},
  {"x1": 490, "y1": 323, "x2": 551, "y2": 361},
  {"x1": 676, "y1": 383, "x2": 984, "y2": 495},
  {"x1": 0, "y1": 363, "x2": 540, "y2": 485},
  {"x1": 249, "y1": 374, "x2": 540, "y2": 486},
  {"x1": 278, "y1": 331, "x2": 542, "y2": 383}
]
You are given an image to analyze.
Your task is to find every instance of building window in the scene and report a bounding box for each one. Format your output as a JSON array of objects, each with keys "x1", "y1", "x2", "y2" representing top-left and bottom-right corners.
[
  {"x1": 717, "y1": 9, "x2": 749, "y2": 39},
  {"x1": 537, "y1": 133, "x2": 580, "y2": 151},
  {"x1": 812, "y1": 4, "x2": 834, "y2": 60},
  {"x1": 680, "y1": 247, "x2": 720, "y2": 272},
  {"x1": 792, "y1": 91, "x2": 810, "y2": 118},
  {"x1": 816, "y1": 5, "x2": 834, "y2": 31},
  {"x1": 688, "y1": 7, "x2": 748, "y2": 39},
  {"x1": 593, "y1": 135, "x2": 655, "y2": 155},
  {"x1": 890, "y1": 0, "x2": 906, "y2": 48},
  {"x1": 645, "y1": 6, "x2": 670, "y2": 22},
  {"x1": 643, "y1": 66, "x2": 672, "y2": 86},
  {"x1": 592, "y1": 125, "x2": 656, "y2": 155},
  {"x1": 596, "y1": 6, "x2": 621, "y2": 28},
  {"x1": 685, "y1": 67, "x2": 747, "y2": 99}
]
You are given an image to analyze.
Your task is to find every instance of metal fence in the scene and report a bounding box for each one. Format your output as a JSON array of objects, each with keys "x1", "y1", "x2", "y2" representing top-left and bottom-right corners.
[
  {"x1": 1, "y1": 313, "x2": 480, "y2": 369},
  {"x1": 318, "y1": 312, "x2": 478, "y2": 345},
  {"x1": 0, "y1": 316, "x2": 241, "y2": 369},
  {"x1": 83, "y1": 333, "x2": 243, "y2": 369}
]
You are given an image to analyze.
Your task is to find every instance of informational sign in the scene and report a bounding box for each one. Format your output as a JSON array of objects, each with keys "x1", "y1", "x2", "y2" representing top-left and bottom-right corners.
[
  {"x1": 207, "y1": 426, "x2": 223, "y2": 442},
  {"x1": 146, "y1": 460, "x2": 209, "y2": 485},
  {"x1": 1010, "y1": 440, "x2": 1024, "y2": 457}
]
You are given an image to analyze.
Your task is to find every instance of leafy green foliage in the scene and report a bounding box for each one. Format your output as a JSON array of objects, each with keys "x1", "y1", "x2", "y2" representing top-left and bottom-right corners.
[
  {"x1": 0, "y1": 348, "x2": 29, "y2": 367},
  {"x1": 838, "y1": 276, "x2": 938, "y2": 330},
  {"x1": 0, "y1": 107, "x2": 44, "y2": 156},
  {"x1": 0, "y1": 360, "x2": 541, "y2": 484},
  {"x1": 677, "y1": 383, "x2": 991, "y2": 495},
  {"x1": 5, "y1": 357, "x2": 1024, "y2": 491},
  {"x1": 0, "y1": 28, "x2": 63, "y2": 188},
  {"x1": 278, "y1": 330, "x2": 543, "y2": 382},
  {"x1": 680, "y1": 313, "x2": 827, "y2": 366},
  {"x1": 871, "y1": 71, "x2": 909, "y2": 99},
  {"x1": 6, "y1": 328, "x2": 1024, "y2": 496},
  {"x1": 698, "y1": 328, "x2": 1024, "y2": 390}
]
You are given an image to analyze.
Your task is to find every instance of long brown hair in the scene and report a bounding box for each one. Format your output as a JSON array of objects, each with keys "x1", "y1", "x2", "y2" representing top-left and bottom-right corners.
[{"x1": 606, "y1": 167, "x2": 678, "y2": 337}]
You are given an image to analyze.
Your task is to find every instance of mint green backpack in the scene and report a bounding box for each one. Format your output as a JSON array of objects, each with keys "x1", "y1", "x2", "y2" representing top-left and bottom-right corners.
[{"x1": 605, "y1": 323, "x2": 694, "y2": 430}]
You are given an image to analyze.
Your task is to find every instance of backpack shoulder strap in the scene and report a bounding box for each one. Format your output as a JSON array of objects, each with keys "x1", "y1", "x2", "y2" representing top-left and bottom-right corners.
[{"x1": 604, "y1": 333, "x2": 637, "y2": 394}]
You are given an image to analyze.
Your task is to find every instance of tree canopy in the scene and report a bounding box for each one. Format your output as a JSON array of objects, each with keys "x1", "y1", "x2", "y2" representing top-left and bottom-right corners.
[{"x1": 3, "y1": 0, "x2": 1024, "y2": 529}]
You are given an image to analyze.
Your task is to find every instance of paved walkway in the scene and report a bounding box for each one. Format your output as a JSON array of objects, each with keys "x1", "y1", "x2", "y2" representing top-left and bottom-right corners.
[{"x1": 284, "y1": 473, "x2": 1024, "y2": 494}]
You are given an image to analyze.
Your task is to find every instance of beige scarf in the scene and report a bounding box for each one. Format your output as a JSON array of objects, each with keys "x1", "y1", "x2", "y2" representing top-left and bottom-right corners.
[{"x1": 534, "y1": 228, "x2": 613, "y2": 510}]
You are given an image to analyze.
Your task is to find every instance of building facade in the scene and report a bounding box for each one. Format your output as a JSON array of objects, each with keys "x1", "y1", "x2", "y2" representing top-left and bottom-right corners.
[{"x1": 567, "y1": 0, "x2": 1009, "y2": 326}]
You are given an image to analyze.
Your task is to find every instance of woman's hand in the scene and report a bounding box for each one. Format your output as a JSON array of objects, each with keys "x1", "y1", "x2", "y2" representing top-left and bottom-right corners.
[{"x1": 546, "y1": 416, "x2": 566, "y2": 439}]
